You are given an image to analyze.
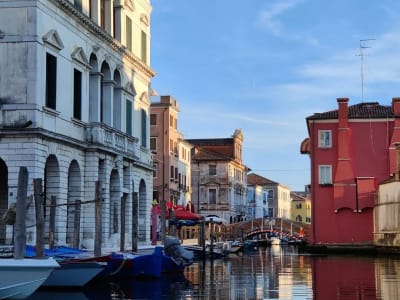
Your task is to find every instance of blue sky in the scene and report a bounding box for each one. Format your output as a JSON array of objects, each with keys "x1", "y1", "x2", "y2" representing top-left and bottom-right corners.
[{"x1": 150, "y1": 0, "x2": 400, "y2": 191}]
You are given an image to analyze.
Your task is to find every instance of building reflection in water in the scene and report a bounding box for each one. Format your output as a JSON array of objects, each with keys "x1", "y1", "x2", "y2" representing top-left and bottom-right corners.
[{"x1": 183, "y1": 246, "x2": 400, "y2": 300}]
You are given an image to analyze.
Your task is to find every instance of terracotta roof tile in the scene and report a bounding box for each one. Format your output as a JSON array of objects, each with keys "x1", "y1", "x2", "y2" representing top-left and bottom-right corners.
[
  {"x1": 307, "y1": 102, "x2": 392, "y2": 120},
  {"x1": 247, "y1": 173, "x2": 278, "y2": 186}
]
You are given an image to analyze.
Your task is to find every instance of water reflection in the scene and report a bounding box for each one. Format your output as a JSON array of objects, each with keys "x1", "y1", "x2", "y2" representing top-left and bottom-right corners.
[{"x1": 28, "y1": 246, "x2": 400, "y2": 299}]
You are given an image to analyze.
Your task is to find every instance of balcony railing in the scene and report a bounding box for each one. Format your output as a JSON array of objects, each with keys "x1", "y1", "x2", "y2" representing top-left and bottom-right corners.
[
  {"x1": 200, "y1": 175, "x2": 229, "y2": 185},
  {"x1": 85, "y1": 122, "x2": 152, "y2": 166}
]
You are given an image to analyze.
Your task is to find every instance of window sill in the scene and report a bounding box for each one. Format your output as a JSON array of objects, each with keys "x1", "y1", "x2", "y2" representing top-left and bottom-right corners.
[
  {"x1": 319, "y1": 183, "x2": 333, "y2": 187},
  {"x1": 71, "y1": 117, "x2": 85, "y2": 126},
  {"x1": 43, "y1": 106, "x2": 60, "y2": 116}
]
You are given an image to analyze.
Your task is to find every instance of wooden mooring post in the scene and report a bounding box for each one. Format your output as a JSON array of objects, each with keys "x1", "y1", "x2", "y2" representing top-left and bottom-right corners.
[
  {"x1": 131, "y1": 191, "x2": 138, "y2": 252},
  {"x1": 48, "y1": 196, "x2": 56, "y2": 250},
  {"x1": 120, "y1": 195, "x2": 126, "y2": 252},
  {"x1": 73, "y1": 200, "x2": 81, "y2": 249},
  {"x1": 33, "y1": 178, "x2": 44, "y2": 257},
  {"x1": 14, "y1": 166, "x2": 28, "y2": 259},
  {"x1": 94, "y1": 181, "x2": 102, "y2": 257}
]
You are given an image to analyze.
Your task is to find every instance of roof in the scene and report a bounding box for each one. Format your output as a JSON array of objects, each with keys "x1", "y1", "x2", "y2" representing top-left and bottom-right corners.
[
  {"x1": 191, "y1": 147, "x2": 233, "y2": 161},
  {"x1": 186, "y1": 138, "x2": 234, "y2": 146},
  {"x1": 291, "y1": 192, "x2": 307, "y2": 202},
  {"x1": 247, "y1": 173, "x2": 278, "y2": 186},
  {"x1": 307, "y1": 102, "x2": 393, "y2": 121}
]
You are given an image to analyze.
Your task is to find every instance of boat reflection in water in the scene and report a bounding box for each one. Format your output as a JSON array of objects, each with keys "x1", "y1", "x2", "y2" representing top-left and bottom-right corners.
[{"x1": 29, "y1": 245, "x2": 400, "y2": 299}]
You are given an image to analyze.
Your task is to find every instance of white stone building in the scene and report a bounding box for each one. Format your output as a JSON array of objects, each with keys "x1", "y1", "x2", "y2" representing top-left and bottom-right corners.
[{"x1": 0, "y1": 0, "x2": 155, "y2": 249}]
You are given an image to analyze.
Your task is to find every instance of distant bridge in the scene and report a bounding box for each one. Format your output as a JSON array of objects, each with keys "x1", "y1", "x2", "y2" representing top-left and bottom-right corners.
[{"x1": 221, "y1": 218, "x2": 310, "y2": 240}]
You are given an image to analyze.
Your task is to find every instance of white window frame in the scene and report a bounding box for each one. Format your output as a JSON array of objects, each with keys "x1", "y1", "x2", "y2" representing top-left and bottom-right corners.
[
  {"x1": 318, "y1": 130, "x2": 332, "y2": 148},
  {"x1": 319, "y1": 165, "x2": 332, "y2": 185}
]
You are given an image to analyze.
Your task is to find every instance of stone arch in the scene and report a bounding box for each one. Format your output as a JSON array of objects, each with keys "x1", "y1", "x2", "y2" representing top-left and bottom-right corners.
[
  {"x1": 109, "y1": 169, "x2": 120, "y2": 238},
  {"x1": 0, "y1": 158, "x2": 8, "y2": 243},
  {"x1": 66, "y1": 160, "x2": 82, "y2": 245},
  {"x1": 44, "y1": 154, "x2": 60, "y2": 241},
  {"x1": 138, "y1": 179, "x2": 147, "y2": 241}
]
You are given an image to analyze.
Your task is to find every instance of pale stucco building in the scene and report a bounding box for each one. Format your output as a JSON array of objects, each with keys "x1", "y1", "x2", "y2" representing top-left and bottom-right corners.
[{"x1": 0, "y1": 0, "x2": 154, "y2": 249}]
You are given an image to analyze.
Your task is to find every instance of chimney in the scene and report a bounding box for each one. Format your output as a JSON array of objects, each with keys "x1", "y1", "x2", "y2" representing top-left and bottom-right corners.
[
  {"x1": 392, "y1": 97, "x2": 400, "y2": 116},
  {"x1": 337, "y1": 98, "x2": 349, "y2": 128}
]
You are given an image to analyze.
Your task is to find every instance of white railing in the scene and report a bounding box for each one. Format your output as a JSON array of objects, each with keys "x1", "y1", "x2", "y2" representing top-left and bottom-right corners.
[{"x1": 85, "y1": 123, "x2": 152, "y2": 166}]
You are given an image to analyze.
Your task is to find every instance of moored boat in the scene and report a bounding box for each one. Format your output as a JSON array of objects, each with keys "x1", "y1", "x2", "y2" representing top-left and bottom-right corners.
[
  {"x1": 0, "y1": 257, "x2": 59, "y2": 299},
  {"x1": 41, "y1": 260, "x2": 106, "y2": 288}
]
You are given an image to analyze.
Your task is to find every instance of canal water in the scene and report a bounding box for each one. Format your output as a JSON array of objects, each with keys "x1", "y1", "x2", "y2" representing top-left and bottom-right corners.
[{"x1": 27, "y1": 245, "x2": 400, "y2": 299}]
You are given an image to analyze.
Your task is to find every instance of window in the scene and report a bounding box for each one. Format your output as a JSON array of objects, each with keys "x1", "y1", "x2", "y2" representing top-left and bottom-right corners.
[
  {"x1": 73, "y1": 69, "x2": 82, "y2": 120},
  {"x1": 150, "y1": 137, "x2": 157, "y2": 153},
  {"x1": 319, "y1": 165, "x2": 332, "y2": 185},
  {"x1": 150, "y1": 114, "x2": 157, "y2": 126},
  {"x1": 318, "y1": 130, "x2": 332, "y2": 148},
  {"x1": 141, "y1": 30, "x2": 147, "y2": 64},
  {"x1": 209, "y1": 164, "x2": 216, "y2": 176},
  {"x1": 126, "y1": 16, "x2": 132, "y2": 52},
  {"x1": 153, "y1": 163, "x2": 157, "y2": 178},
  {"x1": 296, "y1": 203, "x2": 302, "y2": 209},
  {"x1": 46, "y1": 53, "x2": 57, "y2": 110},
  {"x1": 209, "y1": 189, "x2": 217, "y2": 204},
  {"x1": 74, "y1": 0, "x2": 82, "y2": 11},
  {"x1": 262, "y1": 193, "x2": 267, "y2": 205},
  {"x1": 268, "y1": 190, "x2": 273, "y2": 200},
  {"x1": 126, "y1": 100, "x2": 132, "y2": 135},
  {"x1": 170, "y1": 166, "x2": 174, "y2": 179},
  {"x1": 141, "y1": 109, "x2": 147, "y2": 147}
]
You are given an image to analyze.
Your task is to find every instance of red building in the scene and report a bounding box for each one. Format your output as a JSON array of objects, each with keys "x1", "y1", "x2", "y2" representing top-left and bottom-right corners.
[{"x1": 301, "y1": 98, "x2": 400, "y2": 245}]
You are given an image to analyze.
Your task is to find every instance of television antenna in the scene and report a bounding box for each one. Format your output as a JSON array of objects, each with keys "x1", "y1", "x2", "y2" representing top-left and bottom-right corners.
[{"x1": 356, "y1": 39, "x2": 375, "y2": 102}]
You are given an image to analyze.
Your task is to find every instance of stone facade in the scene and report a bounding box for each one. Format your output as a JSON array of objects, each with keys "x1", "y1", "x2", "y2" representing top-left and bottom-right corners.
[
  {"x1": 0, "y1": 0, "x2": 154, "y2": 249},
  {"x1": 189, "y1": 129, "x2": 248, "y2": 223}
]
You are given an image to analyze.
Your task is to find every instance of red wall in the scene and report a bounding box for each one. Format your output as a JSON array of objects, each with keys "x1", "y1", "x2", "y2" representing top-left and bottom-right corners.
[{"x1": 310, "y1": 118, "x2": 393, "y2": 244}]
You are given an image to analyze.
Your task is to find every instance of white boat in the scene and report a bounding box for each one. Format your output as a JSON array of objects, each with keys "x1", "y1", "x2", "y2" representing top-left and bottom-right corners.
[{"x1": 0, "y1": 257, "x2": 59, "y2": 299}]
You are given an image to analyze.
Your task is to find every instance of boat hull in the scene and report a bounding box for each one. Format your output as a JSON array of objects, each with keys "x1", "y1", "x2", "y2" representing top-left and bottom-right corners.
[
  {"x1": 0, "y1": 257, "x2": 59, "y2": 299},
  {"x1": 42, "y1": 261, "x2": 106, "y2": 287}
]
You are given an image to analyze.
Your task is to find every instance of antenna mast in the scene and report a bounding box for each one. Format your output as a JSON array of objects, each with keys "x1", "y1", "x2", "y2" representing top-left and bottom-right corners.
[{"x1": 357, "y1": 39, "x2": 375, "y2": 102}]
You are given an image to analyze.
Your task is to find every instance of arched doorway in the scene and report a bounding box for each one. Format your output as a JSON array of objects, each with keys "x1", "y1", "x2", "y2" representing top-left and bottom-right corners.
[{"x1": 44, "y1": 155, "x2": 60, "y2": 242}]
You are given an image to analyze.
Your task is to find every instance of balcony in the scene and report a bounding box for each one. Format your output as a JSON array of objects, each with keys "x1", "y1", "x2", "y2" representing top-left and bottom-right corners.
[
  {"x1": 200, "y1": 175, "x2": 229, "y2": 185},
  {"x1": 199, "y1": 203, "x2": 230, "y2": 211},
  {"x1": 85, "y1": 122, "x2": 152, "y2": 166}
]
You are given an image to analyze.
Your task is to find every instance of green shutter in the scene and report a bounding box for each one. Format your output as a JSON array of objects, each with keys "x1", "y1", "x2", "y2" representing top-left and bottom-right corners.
[{"x1": 126, "y1": 100, "x2": 132, "y2": 135}]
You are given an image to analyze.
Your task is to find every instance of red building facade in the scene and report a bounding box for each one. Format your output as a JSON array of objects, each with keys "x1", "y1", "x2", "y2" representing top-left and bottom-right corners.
[{"x1": 301, "y1": 98, "x2": 400, "y2": 245}]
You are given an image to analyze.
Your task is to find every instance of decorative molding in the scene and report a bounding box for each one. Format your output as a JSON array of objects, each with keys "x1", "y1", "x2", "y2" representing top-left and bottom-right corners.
[
  {"x1": 71, "y1": 47, "x2": 90, "y2": 68},
  {"x1": 54, "y1": 0, "x2": 155, "y2": 78},
  {"x1": 42, "y1": 29, "x2": 64, "y2": 51},
  {"x1": 140, "y1": 14, "x2": 149, "y2": 27},
  {"x1": 92, "y1": 44, "x2": 101, "y2": 52},
  {"x1": 124, "y1": 82, "x2": 136, "y2": 96},
  {"x1": 124, "y1": 0, "x2": 135, "y2": 12},
  {"x1": 139, "y1": 91, "x2": 150, "y2": 105}
]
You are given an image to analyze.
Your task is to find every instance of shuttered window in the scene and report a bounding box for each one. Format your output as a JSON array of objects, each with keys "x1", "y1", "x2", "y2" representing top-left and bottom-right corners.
[
  {"x1": 46, "y1": 53, "x2": 57, "y2": 110},
  {"x1": 126, "y1": 100, "x2": 132, "y2": 135}
]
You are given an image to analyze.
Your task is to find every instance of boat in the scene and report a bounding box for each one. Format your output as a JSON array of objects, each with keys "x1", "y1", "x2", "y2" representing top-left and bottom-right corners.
[
  {"x1": 26, "y1": 245, "x2": 163, "y2": 279},
  {"x1": 0, "y1": 257, "x2": 59, "y2": 299},
  {"x1": 41, "y1": 260, "x2": 106, "y2": 288},
  {"x1": 163, "y1": 236, "x2": 193, "y2": 273}
]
